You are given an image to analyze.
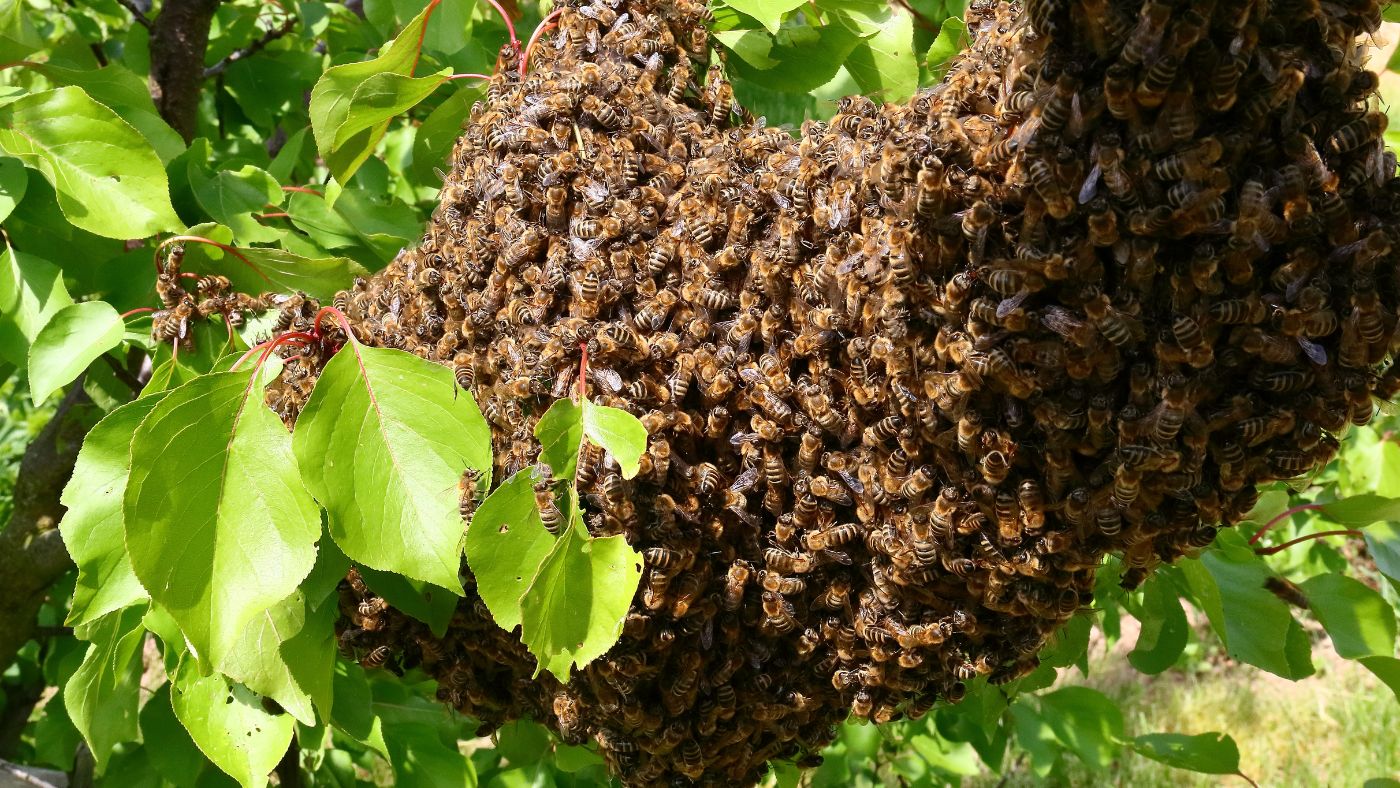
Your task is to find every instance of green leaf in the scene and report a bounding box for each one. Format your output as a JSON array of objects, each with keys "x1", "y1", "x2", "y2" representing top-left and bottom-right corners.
[
  {"x1": 1299, "y1": 573, "x2": 1397, "y2": 659},
  {"x1": 411, "y1": 83, "x2": 483, "y2": 183},
  {"x1": 722, "y1": 0, "x2": 807, "y2": 33},
  {"x1": 124, "y1": 369, "x2": 322, "y2": 669},
  {"x1": 1128, "y1": 573, "x2": 1189, "y2": 674},
  {"x1": 0, "y1": 247, "x2": 73, "y2": 366},
  {"x1": 64, "y1": 605, "x2": 147, "y2": 768},
  {"x1": 729, "y1": 21, "x2": 864, "y2": 92},
  {"x1": 140, "y1": 684, "x2": 213, "y2": 787},
  {"x1": 535, "y1": 398, "x2": 584, "y2": 481},
  {"x1": 1360, "y1": 655, "x2": 1400, "y2": 701},
  {"x1": 465, "y1": 469, "x2": 556, "y2": 632},
  {"x1": 26, "y1": 63, "x2": 185, "y2": 164},
  {"x1": 188, "y1": 163, "x2": 284, "y2": 245},
  {"x1": 0, "y1": 156, "x2": 27, "y2": 222},
  {"x1": 844, "y1": 7, "x2": 918, "y2": 102},
  {"x1": 294, "y1": 343, "x2": 492, "y2": 591},
  {"x1": 182, "y1": 240, "x2": 369, "y2": 301},
  {"x1": 1009, "y1": 701, "x2": 1062, "y2": 777},
  {"x1": 925, "y1": 16, "x2": 965, "y2": 80},
  {"x1": 0, "y1": 87, "x2": 180, "y2": 238},
  {"x1": 519, "y1": 502, "x2": 643, "y2": 681},
  {"x1": 27, "y1": 300, "x2": 124, "y2": 405},
  {"x1": 308, "y1": 3, "x2": 449, "y2": 184},
  {"x1": 582, "y1": 400, "x2": 647, "y2": 480},
  {"x1": 1318, "y1": 494, "x2": 1400, "y2": 527},
  {"x1": 170, "y1": 665, "x2": 295, "y2": 788},
  {"x1": 713, "y1": 29, "x2": 780, "y2": 69},
  {"x1": 1186, "y1": 530, "x2": 1314, "y2": 679},
  {"x1": 60, "y1": 395, "x2": 167, "y2": 627},
  {"x1": 216, "y1": 588, "x2": 322, "y2": 726},
  {"x1": 1131, "y1": 732, "x2": 1242, "y2": 775},
  {"x1": 0, "y1": 0, "x2": 42, "y2": 62},
  {"x1": 1365, "y1": 521, "x2": 1400, "y2": 582},
  {"x1": 1036, "y1": 686, "x2": 1125, "y2": 769}
]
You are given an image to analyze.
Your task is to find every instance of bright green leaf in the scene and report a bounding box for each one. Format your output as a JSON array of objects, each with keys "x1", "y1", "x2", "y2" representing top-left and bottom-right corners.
[
  {"x1": 1131, "y1": 732, "x2": 1242, "y2": 775},
  {"x1": 519, "y1": 504, "x2": 642, "y2": 681},
  {"x1": 170, "y1": 665, "x2": 295, "y2": 788},
  {"x1": 308, "y1": 3, "x2": 449, "y2": 184},
  {"x1": 60, "y1": 395, "x2": 167, "y2": 627},
  {"x1": 217, "y1": 589, "x2": 320, "y2": 726},
  {"x1": 1365, "y1": 522, "x2": 1400, "y2": 582},
  {"x1": 140, "y1": 685, "x2": 212, "y2": 787},
  {"x1": 0, "y1": 247, "x2": 73, "y2": 366},
  {"x1": 64, "y1": 605, "x2": 146, "y2": 769},
  {"x1": 582, "y1": 400, "x2": 647, "y2": 480},
  {"x1": 844, "y1": 7, "x2": 918, "y2": 102},
  {"x1": 188, "y1": 163, "x2": 284, "y2": 245},
  {"x1": 465, "y1": 469, "x2": 556, "y2": 632},
  {"x1": 181, "y1": 241, "x2": 369, "y2": 301},
  {"x1": 1299, "y1": 573, "x2": 1397, "y2": 659},
  {"x1": 729, "y1": 21, "x2": 864, "y2": 92},
  {"x1": 1318, "y1": 494, "x2": 1400, "y2": 527},
  {"x1": 0, "y1": 87, "x2": 180, "y2": 238},
  {"x1": 1037, "y1": 686, "x2": 1125, "y2": 769},
  {"x1": 124, "y1": 370, "x2": 322, "y2": 668},
  {"x1": 535, "y1": 397, "x2": 584, "y2": 481},
  {"x1": 723, "y1": 0, "x2": 808, "y2": 33},
  {"x1": 294, "y1": 343, "x2": 492, "y2": 591},
  {"x1": 925, "y1": 16, "x2": 965, "y2": 80},
  {"x1": 0, "y1": 156, "x2": 26, "y2": 222},
  {"x1": 1128, "y1": 573, "x2": 1189, "y2": 674},
  {"x1": 27, "y1": 300, "x2": 124, "y2": 405},
  {"x1": 714, "y1": 29, "x2": 780, "y2": 69},
  {"x1": 26, "y1": 63, "x2": 185, "y2": 164}
]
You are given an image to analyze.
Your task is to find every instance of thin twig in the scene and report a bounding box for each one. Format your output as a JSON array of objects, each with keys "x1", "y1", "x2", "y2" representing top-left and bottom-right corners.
[
  {"x1": 203, "y1": 14, "x2": 297, "y2": 78},
  {"x1": 116, "y1": 0, "x2": 153, "y2": 28},
  {"x1": 1247, "y1": 503, "x2": 1324, "y2": 544},
  {"x1": 1254, "y1": 529, "x2": 1365, "y2": 555}
]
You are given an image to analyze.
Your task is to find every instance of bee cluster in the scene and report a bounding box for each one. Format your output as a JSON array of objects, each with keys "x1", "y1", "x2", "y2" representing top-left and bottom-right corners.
[{"x1": 265, "y1": 0, "x2": 1400, "y2": 783}]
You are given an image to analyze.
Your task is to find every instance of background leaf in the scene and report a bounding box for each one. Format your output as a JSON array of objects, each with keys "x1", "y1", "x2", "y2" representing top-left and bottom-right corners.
[
  {"x1": 0, "y1": 247, "x2": 73, "y2": 366},
  {"x1": 1131, "y1": 732, "x2": 1242, "y2": 775},
  {"x1": 1299, "y1": 573, "x2": 1397, "y2": 659},
  {"x1": 27, "y1": 300, "x2": 124, "y2": 405},
  {"x1": 0, "y1": 87, "x2": 180, "y2": 238},
  {"x1": 63, "y1": 605, "x2": 146, "y2": 769}
]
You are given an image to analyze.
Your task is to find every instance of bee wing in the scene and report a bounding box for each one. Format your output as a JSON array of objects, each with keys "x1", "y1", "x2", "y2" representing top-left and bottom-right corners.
[
  {"x1": 996, "y1": 289, "x2": 1030, "y2": 320},
  {"x1": 836, "y1": 469, "x2": 864, "y2": 496},
  {"x1": 570, "y1": 236, "x2": 605, "y2": 260},
  {"x1": 729, "y1": 466, "x2": 759, "y2": 493},
  {"x1": 1078, "y1": 162, "x2": 1102, "y2": 204},
  {"x1": 1296, "y1": 336, "x2": 1328, "y2": 366},
  {"x1": 591, "y1": 365, "x2": 624, "y2": 393}
]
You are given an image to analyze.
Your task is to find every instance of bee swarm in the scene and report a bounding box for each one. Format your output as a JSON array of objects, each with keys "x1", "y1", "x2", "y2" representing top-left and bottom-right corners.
[{"x1": 267, "y1": 0, "x2": 1400, "y2": 783}]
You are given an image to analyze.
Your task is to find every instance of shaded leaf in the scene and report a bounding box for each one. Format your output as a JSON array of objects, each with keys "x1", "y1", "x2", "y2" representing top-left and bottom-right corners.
[
  {"x1": 1299, "y1": 573, "x2": 1397, "y2": 659},
  {"x1": 1364, "y1": 522, "x2": 1400, "y2": 582},
  {"x1": 356, "y1": 564, "x2": 458, "y2": 637},
  {"x1": 1131, "y1": 732, "x2": 1241, "y2": 775},
  {"x1": 64, "y1": 605, "x2": 147, "y2": 768},
  {"x1": 182, "y1": 241, "x2": 369, "y2": 301},
  {"x1": 465, "y1": 469, "x2": 556, "y2": 632},
  {"x1": 124, "y1": 370, "x2": 322, "y2": 668},
  {"x1": 1128, "y1": 573, "x2": 1189, "y2": 674},
  {"x1": 844, "y1": 7, "x2": 918, "y2": 102},
  {"x1": 60, "y1": 395, "x2": 166, "y2": 627},
  {"x1": 1318, "y1": 493, "x2": 1400, "y2": 527},
  {"x1": 722, "y1": 0, "x2": 808, "y2": 33},
  {"x1": 729, "y1": 21, "x2": 864, "y2": 92},
  {"x1": 294, "y1": 343, "x2": 492, "y2": 591},
  {"x1": 714, "y1": 29, "x2": 779, "y2": 69},
  {"x1": 0, "y1": 247, "x2": 73, "y2": 366},
  {"x1": 535, "y1": 397, "x2": 584, "y2": 481},
  {"x1": 1037, "y1": 686, "x2": 1125, "y2": 769},
  {"x1": 0, "y1": 87, "x2": 180, "y2": 238},
  {"x1": 0, "y1": 156, "x2": 26, "y2": 222},
  {"x1": 925, "y1": 16, "x2": 965, "y2": 80},
  {"x1": 28, "y1": 300, "x2": 124, "y2": 405},
  {"x1": 139, "y1": 684, "x2": 211, "y2": 787},
  {"x1": 1360, "y1": 655, "x2": 1400, "y2": 702}
]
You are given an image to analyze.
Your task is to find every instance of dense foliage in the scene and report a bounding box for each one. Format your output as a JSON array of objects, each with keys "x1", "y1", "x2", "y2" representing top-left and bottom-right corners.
[{"x1": 0, "y1": 0, "x2": 1398, "y2": 785}]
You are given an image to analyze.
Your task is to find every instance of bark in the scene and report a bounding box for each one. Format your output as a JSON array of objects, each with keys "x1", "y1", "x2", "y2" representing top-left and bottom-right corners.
[
  {"x1": 148, "y1": 0, "x2": 222, "y2": 142},
  {"x1": 0, "y1": 386, "x2": 92, "y2": 671}
]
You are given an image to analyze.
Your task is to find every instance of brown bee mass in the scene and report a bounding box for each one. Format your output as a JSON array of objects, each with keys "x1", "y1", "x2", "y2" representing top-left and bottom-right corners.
[{"x1": 240, "y1": 0, "x2": 1400, "y2": 782}]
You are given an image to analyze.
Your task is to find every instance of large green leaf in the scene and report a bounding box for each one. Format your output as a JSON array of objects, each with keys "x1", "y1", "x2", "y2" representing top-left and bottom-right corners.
[
  {"x1": 0, "y1": 87, "x2": 180, "y2": 238},
  {"x1": 843, "y1": 6, "x2": 918, "y2": 102},
  {"x1": 1128, "y1": 573, "x2": 1189, "y2": 674},
  {"x1": 411, "y1": 82, "x2": 483, "y2": 183},
  {"x1": 1318, "y1": 494, "x2": 1400, "y2": 527},
  {"x1": 60, "y1": 396, "x2": 167, "y2": 627},
  {"x1": 925, "y1": 16, "x2": 965, "y2": 80},
  {"x1": 1361, "y1": 655, "x2": 1400, "y2": 702},
  {"x1": 582, "y1": 400, "x2": 648, "y2": 480},
  {"x1": 124, "y1": 370, "x2": 322, "y2": 669},
  {"x1": 63, "y1": 605, "x2": 147, "y2": 769},
  {"x1": 308, "y1": 4, "x2": 449, "y2": 184},
  {"x1": 294, "y1": 343, "x2": 492, "y2": 591},
  {"x1": 465, "y1": 469, "x2": 556, "y2": 632},
  {"x1": 0, "y1": 156, "x2": 27, "y2": 222},
  {"x1": 1131, "y1": 732, "x2": 1242, "y2": 776},
  {"x1": 0, "y1": 0, "x2": 42, "y2": 62},
  {"x1": 729, "y1": 20, "x2": 864, "y2": 92},
  {"x1": 170, "y1": 665, "x2": 295, "y2": 788},
  {"x1": 27, "y1": 300, "x2": 124, "y2": 405},
  {"x1": 215, "y1": 587, "x2": 329, "y2": 726},
  {"x1": 1299, "y1": 573, "x2": 1397, "y2": 659},
  {"x1": 519, "y1": 500, "x2": 643, "y2": 681},
  {"x1": 1036, "y1": 686, "x2": 1125, "y2": 770},
  {"x1": 0, "y1": 247, "x2": 73, "y2": 366},
  {"x1": 1183, "y1": 530, "x2": 1314, "y2": 679},
  {"x1": 722, "y1": 0, "x2": 808, "y2": 33},
  {"x1": 1365, "y1": 522, "x2": 1400, "y2": 582},
  {"x1": 26, "y1": 63, "x2": 185, "y2": 164},
  {"x1": 139, "y1": 685, "x2": 217, "y2": 787}
]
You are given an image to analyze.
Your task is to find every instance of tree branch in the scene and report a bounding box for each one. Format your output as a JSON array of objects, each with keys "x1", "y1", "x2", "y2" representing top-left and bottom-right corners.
[
  {"x1": 148, "y1": 0, "x2": 223, "y2": 141},
  {"x1": 203, "y1": 12, "x2": 297, "y2": 78},
  {"x1": 117, "y1": 0, "x2": 153, "y2": 29},
  {"x1": 0, "y1": 385, "x2": 91, "y2": 670}
]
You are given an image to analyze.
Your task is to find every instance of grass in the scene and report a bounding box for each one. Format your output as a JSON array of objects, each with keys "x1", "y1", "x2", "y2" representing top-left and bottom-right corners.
[{"x1": 970, "y1": 628, "x2": 1400, "y2": 786}]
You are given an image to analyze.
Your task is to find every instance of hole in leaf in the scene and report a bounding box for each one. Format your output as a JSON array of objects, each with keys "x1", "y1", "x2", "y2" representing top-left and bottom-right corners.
[{"x1": 499, "y1": 524, "x2": 509, "y2": 533}]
